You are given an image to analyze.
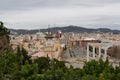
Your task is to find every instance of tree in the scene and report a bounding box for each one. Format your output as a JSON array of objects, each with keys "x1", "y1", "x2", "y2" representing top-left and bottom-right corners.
[
  {"x1": 0, "y1": 21, "x2": 10, "y2": 54},
  {"x1": 34, "y1": 57, "x2": 50, "y2": 74},
  {"x1": 81, "y1": 75, "x2": 98, "y2": 80}
]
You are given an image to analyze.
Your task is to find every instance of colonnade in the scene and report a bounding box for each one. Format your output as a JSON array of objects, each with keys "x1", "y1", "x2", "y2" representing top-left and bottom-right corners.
[{"x1": 87, "y1": 45, "x2": 107, "y2": 62}]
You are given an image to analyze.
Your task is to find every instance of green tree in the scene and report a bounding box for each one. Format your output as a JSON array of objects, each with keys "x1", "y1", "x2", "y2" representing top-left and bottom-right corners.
[
  {"x1": 34, "y1": 57, "x2": 50, "y2": 74},
  {"x1": 81, "y1": 75, "x2": 98, "y2": 80},
  {"x1": 0, "y1": 21, "x2": 10, "y2": 54}
]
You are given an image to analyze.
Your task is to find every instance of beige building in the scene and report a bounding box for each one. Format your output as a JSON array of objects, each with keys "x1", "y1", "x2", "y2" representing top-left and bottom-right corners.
[{"x1": 21, "y1": 29, "x2": 65, "y2": 60}]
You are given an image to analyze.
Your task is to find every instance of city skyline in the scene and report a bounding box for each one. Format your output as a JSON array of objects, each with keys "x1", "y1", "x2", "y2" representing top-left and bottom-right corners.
[{"x1": 0, "y1": 0, "x2": 120, "y2": 29}]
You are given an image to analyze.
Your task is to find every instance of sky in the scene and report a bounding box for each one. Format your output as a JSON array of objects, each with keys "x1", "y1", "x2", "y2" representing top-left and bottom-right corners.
[{"x1": 0, "y1": 0, "x2": 120, "y2": 29}]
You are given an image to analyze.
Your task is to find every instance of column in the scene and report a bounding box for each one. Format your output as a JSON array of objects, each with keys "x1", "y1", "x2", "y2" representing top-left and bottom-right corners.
[
  {"x1": 70, "y1": 40, "x2": 73, "y2": 49},
  {"x1": 98, "y1": 46, "x2": 101, "y2": 59},
  {"x1": 87, "y1": 45, "x2": 89, "y2": 62},
  {"x1": 79, "y1": 40, "x2": 82, "y2": 48},
  {"x1": 104, "y1": 48, "x2": 107, "y2": 60},
  {"x1": 93, "y1": 46, "x2": 95, "y2": 59}
]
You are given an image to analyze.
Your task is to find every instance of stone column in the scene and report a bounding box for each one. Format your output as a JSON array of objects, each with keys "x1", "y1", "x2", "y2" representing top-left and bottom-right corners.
[
  {"x1": 93, "y1": 46, "x2": 95, "y2": 59},
  {"x1": 98, "y1": 46, "x2": 101, "y2": 59},
  {"x1": 104, "y1": 48, "x2": 107, "y2": 60},
  {"x1": 87, "y1": 45, "x2": 89, "y2": 62},
  {"x1": 79, "y1": 40, "x2": 82, "y2": 48}
]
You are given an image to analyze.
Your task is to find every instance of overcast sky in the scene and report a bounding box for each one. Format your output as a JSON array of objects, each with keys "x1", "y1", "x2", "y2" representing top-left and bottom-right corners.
[{"x1": 0, "y1": 0, "x2": 120, "y2": 29}]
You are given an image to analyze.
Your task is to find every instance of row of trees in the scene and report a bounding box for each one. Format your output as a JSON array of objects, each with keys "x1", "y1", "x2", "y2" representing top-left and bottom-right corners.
[{"x1": 0, "y1": 47, "x2": 120, "y2": 80}]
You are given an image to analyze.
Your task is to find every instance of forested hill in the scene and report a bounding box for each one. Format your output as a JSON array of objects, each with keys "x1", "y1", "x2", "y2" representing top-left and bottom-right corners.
[{"x1": 9, "y1": 25, "x2": 120, "y2": 35}]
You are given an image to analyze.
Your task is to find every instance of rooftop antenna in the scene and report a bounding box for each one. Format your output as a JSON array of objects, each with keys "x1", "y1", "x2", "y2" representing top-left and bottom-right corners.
[
  {"x1": 39, "y1": 29, "x2": 40, "y2": 33},
  {"x1": 48, "y1": 24, "x2": 51, "y2": 34},
  {"x1": 54, "y1": 24, "x2": 56, "y2": 27}
]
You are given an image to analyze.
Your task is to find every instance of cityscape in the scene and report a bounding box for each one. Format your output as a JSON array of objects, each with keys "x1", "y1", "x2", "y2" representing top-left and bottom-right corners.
[
  {"x1": 9, "y1": 22, "x2": 120, "y2": 68},
  {"x1": 1, "y1": 0, "x2": 120, "y2": 80}
]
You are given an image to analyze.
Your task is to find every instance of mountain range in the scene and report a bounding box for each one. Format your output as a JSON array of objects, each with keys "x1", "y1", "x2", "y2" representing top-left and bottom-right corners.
[{"x1": 9, "y1": 25, "x2": 120, "y2": 35}]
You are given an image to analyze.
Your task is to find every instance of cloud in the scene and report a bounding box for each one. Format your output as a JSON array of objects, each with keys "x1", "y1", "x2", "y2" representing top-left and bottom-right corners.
[
  {"x1": 0, "y1": 0, "x2": 120, "y2": 29},
  {"x1": 1, "y1": 0, "x2": 120, "y2": 10}
]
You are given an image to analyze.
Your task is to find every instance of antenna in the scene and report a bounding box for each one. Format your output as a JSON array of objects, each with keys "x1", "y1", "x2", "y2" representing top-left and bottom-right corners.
[
  {"x1": 48, "y1": 24, "x2": 51, "y2": 34},
  {"x1": 39, "y1": 29, "x2": 40, "y2": 33},
  {"x1": 54, "y1": 24, "x2": 56, "y2": 27}
]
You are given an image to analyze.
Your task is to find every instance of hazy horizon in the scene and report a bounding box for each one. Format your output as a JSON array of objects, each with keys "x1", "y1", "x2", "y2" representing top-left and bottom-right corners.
[{"x1": 0, "y1": 0, "x2": 120, "y2": 29}]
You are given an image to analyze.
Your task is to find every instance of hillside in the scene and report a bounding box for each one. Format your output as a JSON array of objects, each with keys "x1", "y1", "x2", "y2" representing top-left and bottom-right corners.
[{"x1": 9, "y1": 25, "x2": 120, "y2": 35}]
